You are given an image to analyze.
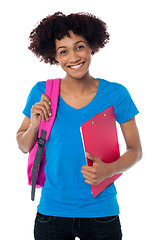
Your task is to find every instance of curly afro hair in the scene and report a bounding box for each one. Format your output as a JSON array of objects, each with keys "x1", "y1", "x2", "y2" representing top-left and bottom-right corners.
[{"x1": 28, "y1": 12, "x2": 110, "y2": 65}]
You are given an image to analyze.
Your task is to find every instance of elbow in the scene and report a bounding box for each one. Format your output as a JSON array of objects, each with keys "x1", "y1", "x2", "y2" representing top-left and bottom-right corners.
[
  {"x1": 127, "y1": 145, "x2": 143, "y2": 163},
  {"x1": 16, "y1": 133, "x2": 29, "y2": 154},
  {"x1": 18, "y1": 145, "x2": 29, "y2": 154},
  {"x1": 139, "y1": 148, "x2": 143, "y2": 161},
  {"x1": 137, "y1": 146, "x2": 143, "y2": 162},
  {"x1": 17, "y1": 142, "x2": 29, "y2": 154}
]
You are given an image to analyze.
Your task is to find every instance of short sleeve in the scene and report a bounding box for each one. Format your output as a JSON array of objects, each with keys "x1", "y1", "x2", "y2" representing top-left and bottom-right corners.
[
  {"x1": 23, "y1": 81, "x2": 46, "y2": 118},
  {"x1": 114, "y1": 84, "x2": 139, "y2": 124}
]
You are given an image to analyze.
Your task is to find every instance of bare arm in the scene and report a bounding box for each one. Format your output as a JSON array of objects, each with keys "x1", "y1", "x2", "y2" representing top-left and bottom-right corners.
[
  {"x1": 111, "y1": 117, "x2": 143, "y2": 175},
  {"x1": 16, "y1": 94, "x2": 52, "y2": 154},
  {"x1": 16, "y1": 117, "x2": 39, "y2": 153}
]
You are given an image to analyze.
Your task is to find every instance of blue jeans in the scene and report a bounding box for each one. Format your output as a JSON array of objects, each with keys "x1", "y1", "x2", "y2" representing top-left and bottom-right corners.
[{"x1": 34, "y1": 212, "x2": 122, "y2": 240}]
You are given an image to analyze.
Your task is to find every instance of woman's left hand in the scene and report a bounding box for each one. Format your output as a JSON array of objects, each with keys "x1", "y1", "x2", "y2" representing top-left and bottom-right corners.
[{"x1": 81, "y1": 152, "x2": 114, "y2": 186}]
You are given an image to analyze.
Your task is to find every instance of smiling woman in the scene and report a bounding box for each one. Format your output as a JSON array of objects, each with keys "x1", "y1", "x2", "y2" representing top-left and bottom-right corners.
[{"x1": 17, "y1": 11, "x2": 142, "y2": 240}]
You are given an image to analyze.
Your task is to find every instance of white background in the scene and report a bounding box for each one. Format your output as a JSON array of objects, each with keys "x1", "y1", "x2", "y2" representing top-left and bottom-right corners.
[{"x1": 1, "y1": 0, "x2": 160, "y2": 239}]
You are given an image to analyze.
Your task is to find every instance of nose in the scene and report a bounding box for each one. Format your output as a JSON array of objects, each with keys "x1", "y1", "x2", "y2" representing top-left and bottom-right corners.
[{"x1": 69, "y1": 50, "x2": 81, "y2": 63}]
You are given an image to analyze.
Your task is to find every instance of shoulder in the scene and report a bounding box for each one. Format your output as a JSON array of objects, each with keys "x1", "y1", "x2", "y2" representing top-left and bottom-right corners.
[
  {"x1": 27, "y1": 81, "x2": 46, "y2": 101},
  {"x1": 97, "y1": 78, "x2": 139, "y2": 124},
  {"x1": 23, "y1": 81, "x2": 46, "y2": 118},
  {"x1": 31, "y1": 81, "x2": 46, "y2": 94},
  {"x1": 99, "y1": 78, "x2": 129, "y2": 96}
]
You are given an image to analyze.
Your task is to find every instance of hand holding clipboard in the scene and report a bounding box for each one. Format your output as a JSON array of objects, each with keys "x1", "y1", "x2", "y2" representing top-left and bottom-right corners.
[{"x1": 80, "y1": 106, "x2": 122, "y2": 197}]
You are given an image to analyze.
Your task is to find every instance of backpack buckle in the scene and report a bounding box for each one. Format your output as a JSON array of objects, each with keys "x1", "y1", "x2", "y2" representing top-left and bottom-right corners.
[{"x1": 38, "y1": 130, "x2": 47, "y2": 147}]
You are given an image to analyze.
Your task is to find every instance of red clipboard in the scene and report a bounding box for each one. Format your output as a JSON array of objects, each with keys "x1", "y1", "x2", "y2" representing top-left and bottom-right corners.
[{"x1": 80, "y1": 106, "x2": 122, "y2": 197}]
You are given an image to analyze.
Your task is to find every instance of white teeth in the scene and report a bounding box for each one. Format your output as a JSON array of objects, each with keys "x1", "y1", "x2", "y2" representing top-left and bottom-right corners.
[{"x1": 70, "y1": 63, "x2": 84, "y2": 69}]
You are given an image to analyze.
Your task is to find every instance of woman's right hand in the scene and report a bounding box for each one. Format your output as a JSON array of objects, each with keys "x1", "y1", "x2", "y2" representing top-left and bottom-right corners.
[{"x1": 30, "y1": 94, "x2": 52, "y2": 131}]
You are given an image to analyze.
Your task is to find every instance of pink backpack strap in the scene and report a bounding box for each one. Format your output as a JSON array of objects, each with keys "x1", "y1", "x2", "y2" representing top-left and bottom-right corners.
[
  {"x1": 31, "y1": 78, "x2": 61, "y2": 201},
  {"x1": 38, "y1": 78, "x2": 61, "y2": 140}
]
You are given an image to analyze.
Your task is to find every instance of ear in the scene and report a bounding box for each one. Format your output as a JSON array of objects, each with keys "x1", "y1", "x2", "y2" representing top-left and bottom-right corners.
[
  {"x1": 54, "y1": 55, "x2": 59, "y2": 64},
  {"x1": 54, "y1": 54, "x2": 58, "y2": 62},
  {"x1": 88, "y1": 47, "x2": 93, "y2": 55}
]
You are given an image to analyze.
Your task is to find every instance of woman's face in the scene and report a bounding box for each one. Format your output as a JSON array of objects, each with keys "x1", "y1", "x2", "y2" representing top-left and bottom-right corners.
[{"x1": 55, "y1": 31, "x2": 92, "y2": 80}]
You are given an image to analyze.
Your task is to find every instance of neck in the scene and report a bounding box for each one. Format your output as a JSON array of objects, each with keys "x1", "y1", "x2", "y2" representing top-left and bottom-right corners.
[{"x1": 62, "y1": 72, "x2": 95, "y2": 95}]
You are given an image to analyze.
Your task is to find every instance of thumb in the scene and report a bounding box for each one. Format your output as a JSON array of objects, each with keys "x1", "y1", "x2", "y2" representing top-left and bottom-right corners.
[{"x1": 85, "y1": 152, "x2": 98, "y2": 162}]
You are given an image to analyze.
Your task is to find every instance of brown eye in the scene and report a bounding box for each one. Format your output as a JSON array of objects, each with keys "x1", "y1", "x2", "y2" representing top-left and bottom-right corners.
[
  {"x1": 60, "y1": 50, "x2": 67, "y2": 55},
  {"x1": 76, "y1": 45, "x2": 84, "y2": 50}
]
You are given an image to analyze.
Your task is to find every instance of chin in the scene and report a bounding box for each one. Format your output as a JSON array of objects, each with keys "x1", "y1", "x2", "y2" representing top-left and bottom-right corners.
[{"x1": 67, "y1": 70, "x2": 90, "y2": 80}]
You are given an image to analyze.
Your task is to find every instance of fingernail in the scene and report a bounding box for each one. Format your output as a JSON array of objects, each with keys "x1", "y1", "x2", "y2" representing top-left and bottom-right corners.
[
  {"x1": 49, "y1": 113, "x2": 52, "y2": 117},
  {"x1": 49, "y1": 102, "x2": 51, "y2": 105}
]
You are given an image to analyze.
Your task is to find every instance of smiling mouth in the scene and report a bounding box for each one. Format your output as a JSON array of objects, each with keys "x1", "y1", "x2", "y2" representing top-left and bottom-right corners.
[{"x1": 68, "y1": 62, "x2": 85, "y2": 70}]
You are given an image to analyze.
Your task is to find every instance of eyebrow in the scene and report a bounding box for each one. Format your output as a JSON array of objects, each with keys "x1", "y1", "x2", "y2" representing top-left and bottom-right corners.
[{"x1": 57, "y1": 40, "x2": 87, "y2": 51}]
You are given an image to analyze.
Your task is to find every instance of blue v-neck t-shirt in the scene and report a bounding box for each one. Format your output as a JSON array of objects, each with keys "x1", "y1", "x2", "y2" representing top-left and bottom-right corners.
[{"x1": 23, "y1": 78, "x2": 139, "y2": 217}]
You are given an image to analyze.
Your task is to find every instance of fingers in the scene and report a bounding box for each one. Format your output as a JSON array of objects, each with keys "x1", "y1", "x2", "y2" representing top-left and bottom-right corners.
[
  {"x1": 85, "y1": 152, "x2": 100, "y2": 162},
  {"x1": 82, "y1": 172, "x2": 98, "y2": 186},
  {"x1": 40, "y1": 94, "x2": 52, "y2": 120},
  {"x1": 85, "y1": 179, "x2": 97, "y2": 186},
  {"x1": 31, "y1": 94, "x2": 52, "y2": 122},
  {"x1": 82, "y1": 171, "x2": 96, "y2": 180},
  {"x1": 41, "y1": 94, "x2": 52, "y2": 115},
  {"x1": 81, "y1": 165, "x2": 96, "y2": 174},
  {"x1": 40, "y1": 93, "x2": 51, "y2": 105},
  {"x1": 81, "y1": 167, "x2": 97, "y2": 186},
  {"x1": 31, "y1": 104, "x2": 47, "y2": 122}
]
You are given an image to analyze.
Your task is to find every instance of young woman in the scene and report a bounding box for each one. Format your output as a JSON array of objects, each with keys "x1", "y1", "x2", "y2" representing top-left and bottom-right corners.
[{"x1": 16, "y1": 12, "x2": 142, "y2": 240}]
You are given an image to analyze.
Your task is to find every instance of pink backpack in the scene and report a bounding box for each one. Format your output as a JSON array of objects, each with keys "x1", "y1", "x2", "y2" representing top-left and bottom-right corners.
[{"x1": 27, "y1": 79, "x2": 61, "y2": 201}]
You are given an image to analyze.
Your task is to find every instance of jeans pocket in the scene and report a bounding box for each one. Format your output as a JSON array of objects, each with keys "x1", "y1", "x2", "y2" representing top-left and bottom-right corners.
[
  {"x1": 93, "y1": 215, "x2": 119, "y2": 224},
  {"x1": 36, "y1": 212, "x2": 52, "y2": 223}
]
